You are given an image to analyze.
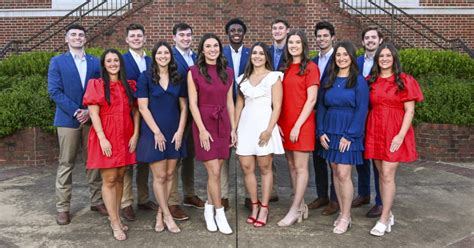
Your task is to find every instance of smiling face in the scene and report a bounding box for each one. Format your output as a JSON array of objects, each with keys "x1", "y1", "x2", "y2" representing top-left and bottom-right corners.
[
  {"x1": 228, "y1": 23, "x2": 244, "y2": 45},
  {"x1": 378, "y1": 48, "x2": 394, "y2": 71},
  {"x1": 173, "y1": 28, "x2": 192, "y2": 51},
  {"x1": 335, "y1": 46, "x2": 351, "y2": 70},
  {"x1": 104, "y1": 52, "x2": 120, "y2": 77},
  {"x1": 272, "y1": 22, "x2": 289, "y2": 43},
  {"x1": 65, "y1": 28, "x2": 86, "y2": 50},
  {"x1": 316, "y1": 28, "x2": 334, "y2": 52},
  {"x1": 251, "y1": 45, "x2": 266, "y2": 68},
  {"x1": 155, "y1": 45, "x2": 171, "y2": 68},
  {"x1": 362, "y1": 30, "x2": 382, "y2": 53},
  {"x1": 203, "y1": 38, "x2": 220, "y2": 63},
  {"x1": 287, "y1": 34, "x2": 303, "y2": 58},
  {"x1": 126, "y1": 29, "x2": 145, "y2": 51}
]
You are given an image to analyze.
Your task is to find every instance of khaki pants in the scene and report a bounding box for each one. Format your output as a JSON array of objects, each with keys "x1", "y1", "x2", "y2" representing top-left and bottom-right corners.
[
  {"x1": 55, "y1": 126, "x2": 102, "y2": 212},
  {"x1": 121, "y1": 162, "x2": 150, "y2": 208},
  {"x1": 169, "y1": 122, "x2": 196, "y2": 205}
]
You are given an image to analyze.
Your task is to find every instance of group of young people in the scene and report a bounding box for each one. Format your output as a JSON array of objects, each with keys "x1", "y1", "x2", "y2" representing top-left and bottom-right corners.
[{"x1": 47, "y1": 17, "x2": 423, "y2": 241}]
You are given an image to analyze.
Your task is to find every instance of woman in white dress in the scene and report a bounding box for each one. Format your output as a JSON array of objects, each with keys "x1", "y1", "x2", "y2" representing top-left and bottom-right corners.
[{"x1": 235, "y1": 42, "x2": 284, "y2": 227}]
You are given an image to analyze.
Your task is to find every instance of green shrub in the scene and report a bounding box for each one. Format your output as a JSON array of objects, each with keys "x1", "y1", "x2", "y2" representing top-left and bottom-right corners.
[
  {"x1": 0, "y1": 51, "x2": 56, "y2": 77},
  {"x1": 415, "y1": 74, "x2": 474, "y2": 125},
  {"x1": 0, "y1": 75, "x2": 55, "y2": 137}
]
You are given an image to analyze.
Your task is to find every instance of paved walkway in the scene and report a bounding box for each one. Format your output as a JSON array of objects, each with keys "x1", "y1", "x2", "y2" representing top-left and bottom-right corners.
[{"x1": 0, "y1": 154, "x2": 473, "y2": 247}]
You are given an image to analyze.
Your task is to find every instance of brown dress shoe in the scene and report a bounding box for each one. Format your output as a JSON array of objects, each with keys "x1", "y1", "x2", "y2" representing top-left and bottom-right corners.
[
  {"x1": 169, "y1": 205, "x2": 189, "y2": 221},
  {"x1": 138, "y1": 201, "x2": 159, "y2": 211},
  {"x1": 322, "y1": 201, "x2": 339, "y2": 216},
  {"x1": 90, "y1": 203, "x2": 109, "y2": 216},
  {"x1": 121, "y1": 205, "x2": 136, "y2": 221},
  {"x1": 366, "y1": 205, "x2": 383, "y2": 218},
  {"x1": 351, "y1": 195, "x2": 371, "y2": 208},
  {"x1": 244, "y1": 198, "x2": 251, "y2": 210},
  {"x1": 56, "y1": 211, "x2": 70, "y2": 225},
  {"x1": 308, "y1": 197, "x2": 329, "y2": 209},
  {"x1": 183, "y1": 195, "x2": 205, "y2": 209},
  {"x1": 221, "y1": 198, "x2": 229, "y2": 211}
]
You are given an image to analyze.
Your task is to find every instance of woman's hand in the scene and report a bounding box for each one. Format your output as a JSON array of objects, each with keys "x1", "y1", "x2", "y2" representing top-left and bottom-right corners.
[
  {"x1": 258, "y1": 130, "x2": 271, "y2": 147},
  {"x1": 128, "y1": 134, "x2": 138, "y2": 153},
  {"x1": 289, "y1": 125, "x2": 301, "y2": 143},
  {"x1": 339, "y1": 137, "x2": 351, "y2": 153},
  {"x1": 230, "y1": 129, "x2": 237, "y2": 148},
  {"x1": 390, "y1": 134, "x2": 404, "y2": 153},
  {"x1": 172, "y1": 131, "x2": 183, "y2": 151},
  {"x1": 199, "y1": 130, "x2": 214, "y2": 152},
  {"x1": 99, "y1": 137, "x2": 112, "y2": 157},
  {"x1": 320, "y1": 134, "x2": 330, "y2": 150},
  {"x1": 154, "y1": 132, "x2": 167, "y2": 152}
]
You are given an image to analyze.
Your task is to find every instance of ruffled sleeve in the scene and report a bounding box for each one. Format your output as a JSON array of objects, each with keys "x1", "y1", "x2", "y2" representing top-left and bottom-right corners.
[
  {"x1": 305, "y1": 62, "x2": 321, "y2": 88},
  {"x1": 83, "y1": 78, "x2": 106, "y2": 106},
  {"x1": 268, "y1": 71, "x2": 283, "y2": 86},
  {"x1": 400, "y1": 73, "x2": 424, "y2": 103},
  {"x1": 135, "y1": 72, "x2": 149, "y2": 98}
]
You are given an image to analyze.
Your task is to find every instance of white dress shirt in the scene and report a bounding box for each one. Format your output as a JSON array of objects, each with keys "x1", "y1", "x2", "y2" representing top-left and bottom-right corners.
[
  {"x1": 318, "y1": 47, "x2": 334, "y2": 80},
  {"x1": 71, "y1": 50, "x2": 87, "y2": 88},
  {"x1": 363, "y1": 53, "x2": 374, "y2": 77},
  {"x1": 231, "y1": 45, "x2": 243, "y2": 81}
]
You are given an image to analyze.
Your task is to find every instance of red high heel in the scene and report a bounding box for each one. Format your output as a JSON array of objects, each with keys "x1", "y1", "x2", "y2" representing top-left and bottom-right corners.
[
  {"x1": 246, "y1": 201, "x2": 260, "y2": 224},
  {"x1": 254, "y1": 203, "x2": 269, "y2": 227}
]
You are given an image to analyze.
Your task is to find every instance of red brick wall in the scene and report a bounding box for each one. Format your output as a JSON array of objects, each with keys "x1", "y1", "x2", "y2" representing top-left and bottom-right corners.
[
  {"x1": 0, "y1": 0, "x2": 51, "y2": 9},
  {"x1": 0, "y1": 128, "x2": 59, "y2": 166},
  {"x1": 415, "y1": 123, "x2": 473, "y2": 162},
  {"x1": 420, "y1": 0, "x2": 474, "y2": 6}
]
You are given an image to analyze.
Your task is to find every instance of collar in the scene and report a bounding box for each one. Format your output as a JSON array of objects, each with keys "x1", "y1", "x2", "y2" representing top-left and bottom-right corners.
[
  {"x1": 70, "y1": 49, "x2": 85, "y2": 60},
  {"x1": 364, "y1": 52, "x2": 374, "y2": 61},
  {"x1": 129, "y1": 49, "x2": 146, "y2": 59},
  {"x1": 231, "y1": 45, "x2": 243, "y2": 54},
  {"x1": 320, "y1": 47, "x2": 334, "y2": 59},
  {"x1": 175, "y1": 46, "x2": 193, "y2": 57}
]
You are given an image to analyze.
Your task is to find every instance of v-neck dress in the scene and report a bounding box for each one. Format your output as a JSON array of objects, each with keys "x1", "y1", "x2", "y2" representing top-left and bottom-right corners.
[
  {"x1": 236, "y1": 71, "x2": 285, "y2": 156},
  {"x1": 135, "y1": 71, "x2": 187, "y2": 162}
]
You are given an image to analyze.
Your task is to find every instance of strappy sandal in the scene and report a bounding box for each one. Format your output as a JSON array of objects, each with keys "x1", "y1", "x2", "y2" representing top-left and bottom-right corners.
[
  {"x1": 246, "y1": 201, "x2": 260, "y2": 224},
  {"x1": 163, "y1": 214, "x2": 181, "y2": 234},
  {"x1": 370, "y1": 220, "x2": 389, "y2": 236},
  {"x1": 110, "y1": 224, "x2": 127, "y2": 241},
  {"x1": 254, "y1": 203, "x2": 269, "y2": 227},
  {"x1": 333, "y1": 217, "x2": 351, "y2": 234},
  {"x1": 154, "y1": 210, "x2": 165, "y2": 233}
]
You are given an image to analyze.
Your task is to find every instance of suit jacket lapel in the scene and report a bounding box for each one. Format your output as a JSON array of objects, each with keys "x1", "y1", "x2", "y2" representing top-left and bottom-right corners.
[
  {"x1": 223, "y1": 46, "x2": 234, "y2": 69},
  {"x1": 173, "y1": 47, "x2": 189, "y2": 71},
  {"x1": 239, "y1": 47, "x2": 249, "y2": 75}
]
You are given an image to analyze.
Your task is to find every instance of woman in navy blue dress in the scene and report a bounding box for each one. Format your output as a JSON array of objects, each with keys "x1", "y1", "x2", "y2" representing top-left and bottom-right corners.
[
  {"x1": 136, "y1": 41, "x2": 187, "y2": 233},
  {"x1": 317, "y1": 41, "x2": 369, "y2": 234}
]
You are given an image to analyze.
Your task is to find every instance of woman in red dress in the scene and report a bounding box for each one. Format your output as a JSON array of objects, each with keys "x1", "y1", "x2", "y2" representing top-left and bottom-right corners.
[
  {"x1": 277, "y1": 30, "x2": 320, "y2": 227},
  {"x1": 83, "y1": 49, "x2": 139, "y2": 241},
  {"x1": 364, "y1": 43, "x2": 423, "y2": 236}
]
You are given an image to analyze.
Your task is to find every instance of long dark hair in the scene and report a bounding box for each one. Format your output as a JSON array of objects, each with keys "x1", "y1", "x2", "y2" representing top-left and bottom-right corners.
[
  {"x1": 196, "y1": 33, "x2": 228, "y2": 84},
  {"x1": 283, "y1": 30, "x2": 310, "y2": 76},
  {"x1": 100, "y1": 48, "x2": 134, "y2": 106},
  {"x1": 239, "y1": 42, "x2": 273, "y2": 85},
  {"x1": 325, "y1": 41, "x2": 359, "y2": 89},
  {"x1": 151, "y1": 41, "x2": 181, "y2": 85},
  {"x1": 369, "y1": 42, "x2": 405, "y2": 90}
]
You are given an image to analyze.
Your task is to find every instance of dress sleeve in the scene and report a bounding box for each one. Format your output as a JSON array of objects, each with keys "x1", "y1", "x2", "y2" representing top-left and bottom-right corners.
[
  {"x1": 135, "y1": 72, "x2": 149, "y2": 98},
  {"x1": 400, "y1": 73, "x2": 424, "y2": 103},
  {"x1": 305, "y1": 62, "x2": 321, "y2": 88},
  {"x1": 83, "y1": 78, "x2": 106, "y2": 106},
  {"x1": 342, "y1": 76, "x2": 369, "y2": 142},
  {"x1": 269, "y1": 71, "x2": 283, "y2": 86},
  {"x1": 316, "y1": 86, "x2": 327, "y2": 138}
]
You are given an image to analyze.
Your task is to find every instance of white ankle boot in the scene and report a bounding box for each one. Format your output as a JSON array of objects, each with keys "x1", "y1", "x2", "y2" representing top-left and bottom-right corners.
[
  {"x1": 204, "y1": 201, "x2": 217, "y2": 232},
  {"x1": 215, "y1": 207, "x2": 232, "y2": 234}
]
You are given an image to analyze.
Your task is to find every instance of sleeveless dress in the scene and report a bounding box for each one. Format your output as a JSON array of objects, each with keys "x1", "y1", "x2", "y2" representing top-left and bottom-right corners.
[
  {"x1": 190, "y1": 65, "x2": 234, "y2": 161},
  {"x1": 236, "y1": 71, "x2": 285, "y2": 156},
  {"x1": 317, "y1": 76, "x2": 369, "y2": 165},
  {"x1": 365, "y1": 73, "x2": 424, "y2": 162},
  {"x1": 278, "y1": 62, "x2": 320, "y2": 151},
  {"x1": 83, "y1": 78, "x2": 137, "y2": 169},
  {"x1": 135, "y1": 71, "x2": 187, "y2": 163}
]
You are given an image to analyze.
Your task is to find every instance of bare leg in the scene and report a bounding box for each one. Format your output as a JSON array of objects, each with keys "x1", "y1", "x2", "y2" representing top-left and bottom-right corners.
[
  {"x1": 239, "y1": 155, "x2": 259, "y2": 220},
  {"x1": 379, "y1": 161, "x2": 399, "y2": 224},
  {"x1": 204, "y1": 159, "x2": 223, "y2": 208},
  {"x1": 256, "y1": 155, "x2": 273, "y2": 224},
  {"x1": 101, "y1": 168, "x2": 126, "y2": 240}
]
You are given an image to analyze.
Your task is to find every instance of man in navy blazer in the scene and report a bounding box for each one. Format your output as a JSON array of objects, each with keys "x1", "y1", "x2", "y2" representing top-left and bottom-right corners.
[
  {"x1": 354, "y1": 26, "x2": 384, "y2": 218},
  {"x1": 120, "y1": 23, "x2": 157, "y2": 222},
  {"x1": 168, "y1": 22, "x2": 205, "y2": 221},
  {"x1": 268, "y1": 18, "x2": 290, "y2": 71},
  {"x1": 48, "y1": 24, "x2": 105, "y2": 225},
  {"x1": 308, "y1": 21, "x2": 339, "y2": 216}
]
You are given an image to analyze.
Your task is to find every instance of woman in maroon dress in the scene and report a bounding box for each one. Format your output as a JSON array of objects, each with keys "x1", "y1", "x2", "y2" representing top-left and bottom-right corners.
[
  {"x1": 364, "y1": 43, "x2": 423, "y2": 236},
  {"x1": 84, "y1": 49, "x2": 139, "y2": 241},
  {"x1": 277, "y1": 30, "x2": 320, "y2": 227},
  {"x1": 187, "y1": 33, "x2": 235, "y2": 234}
]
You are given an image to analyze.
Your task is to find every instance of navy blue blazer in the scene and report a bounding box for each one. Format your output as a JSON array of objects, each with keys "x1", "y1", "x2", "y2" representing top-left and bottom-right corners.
[
  {"x1": 312, "y1": 55, "x2": 333, "y2": 86},
  {"x1": 48, "y1": 52, "x2": 100, "y2": 128},
  {"x1": 356, "y1": 55, "x2": 365, "y2": 76},
  {"x1": 268, "y1": 45, "x2": 286, "y2": 71},
  {"x1": 222, "y1": 45, "x2": 250, "y2": 78},
  {"x1": 122, "y1": 51, "x2": 152, "y2": 81},
  {"x1": 172, "y1": 46, "x2": 197, "y2": 82}
]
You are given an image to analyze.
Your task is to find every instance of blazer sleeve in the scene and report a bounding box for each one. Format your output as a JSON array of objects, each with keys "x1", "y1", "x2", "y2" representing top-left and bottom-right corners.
[
  {"x1": 47, "y1": 56, "x2": 80, "y2": 117},
  {"x1": 342, "y1": 76, "x2": 369, "y2": 142}
]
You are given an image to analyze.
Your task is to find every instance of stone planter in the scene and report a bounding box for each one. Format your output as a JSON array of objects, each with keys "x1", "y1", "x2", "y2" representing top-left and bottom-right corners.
[
  {"x1": 0, "y1": 127, "x2": 58, "y2": 166},
  {"x1": 415, "y1": 123, "x2": 473, "y2": 162}
]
